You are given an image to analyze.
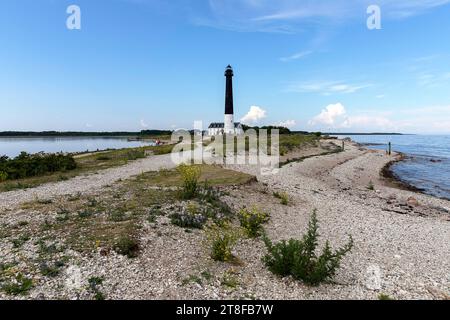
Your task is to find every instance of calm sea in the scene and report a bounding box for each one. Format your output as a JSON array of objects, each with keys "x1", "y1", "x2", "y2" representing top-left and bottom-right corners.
[
  {"x1": 336, "y1": 135, "x2": 450, "y2": 200},
  {"x1": 0, "y1": 137, "x2": 153, "y2": 158}
]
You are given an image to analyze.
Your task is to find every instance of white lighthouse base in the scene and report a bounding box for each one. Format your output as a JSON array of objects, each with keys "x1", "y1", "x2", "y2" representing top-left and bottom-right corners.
[{"x1": 224, "y1": 114, "x2": 235, "y2": 134}]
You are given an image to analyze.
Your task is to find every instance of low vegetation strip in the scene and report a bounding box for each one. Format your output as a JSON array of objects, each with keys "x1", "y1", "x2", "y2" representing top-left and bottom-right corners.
[
  {"x1": 0, "y1": 152, "x2": 77, "y2": 181},
  {"x1": 0, "y1": 144, "x2": 175, "y2": 192}
]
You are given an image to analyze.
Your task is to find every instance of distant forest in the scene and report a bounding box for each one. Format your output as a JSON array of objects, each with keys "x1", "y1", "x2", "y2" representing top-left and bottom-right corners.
[
  {"x1": 0, "y1": 130, "x2": 173, "y2": 137},
  {"x1": 324, "y1": 133, "x2": 403, "y2": 135}
]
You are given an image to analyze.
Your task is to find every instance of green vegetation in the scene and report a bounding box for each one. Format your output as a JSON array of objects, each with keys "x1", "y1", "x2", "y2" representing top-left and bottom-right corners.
[
  {"x1": 263, "y1": 210, "x2": 353, "y2": 286},
  {"x1": 88, "y1": 276, "x2": 106, "y2": 300},
  {"x1": 113, "y1": 235, "x2": 139, "y2": 258},
  {"x1": 279, "y1": 134, "x2": 319, "y2": 156},
  {"x1": 138, "y1": 165, "x2": 255, "y2": 188},
  {"x1": 221, "y1": 270, "x2": 239, "y2": 289},
  {"x1": 0, "y1": 152, "x2": 76, "y2": 181},
  {"x1": 238, "y1": 206, "x2": 270, "y2": 238},
  {"x1": 378, "y1": 293, "x2": 394, "y2": 300},
  {"x1": 1, "y1": 273, "x2": 33, "y2": 296},
  {"x1": 170, "y1": 202, "x2": 207, "y2": 229},
  {"x1": 206, "y1": 223, "x2": 240, "y2": 262},
  {"x1": 241, "y1": 125, "x2": 291, "y2": 135},
  {"x1": 0, "y1": 144, "x2": 175, "y2": 192},
  {"x1": 177, "y1": 164, "x2": 202, "y2": 199},
  {"x1": 367, "y1": 181, "x2": 375, "y2": 191},
  {"x1": 273, "y1": 191, "x2": 290, "y2": 205}
]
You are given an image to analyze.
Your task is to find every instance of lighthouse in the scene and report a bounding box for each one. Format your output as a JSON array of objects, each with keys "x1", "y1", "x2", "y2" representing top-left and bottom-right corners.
[
  {"x1": 208, "y1": 65, "x2": 243, "y2": 136},
  {"x1": 224, "y1": 65, "x2": 235, "y2": 134}
]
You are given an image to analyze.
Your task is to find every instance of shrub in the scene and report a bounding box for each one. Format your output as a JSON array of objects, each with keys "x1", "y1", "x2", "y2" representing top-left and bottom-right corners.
[
  {"x1": 367, "y1": 181, "x2": 375, "y2": 191},
  {"x1": 177, "y1": 164, "x2": 201, "y2": 199},
  {"x1": 0, "y1": 152, "x2": 77, "y2": 181},
  {"x1": 0, "y1": 171, "x2": 8, "y2": 182},
  {"x1": 378, "y1": 293, "x2": 394, "y2": 300},
  {"x1": 273, "y1": 191, "x2": 289, "y2": 205},
  {"x1": 205, "y1": 223, "x2": 240, "y2": 262},
  {"x1": 1, "y1": 273, "x2": 33, "y2": 296},
  {"x1": 238, "y1": 206, "x2": 270, "y2": 238},
  {"x1": 263, "y1": 210, "x2": 353, "y2": 286},
  {"x1": 126, "y1": 150, "x2": 145, "y2": 161},
  {"x1": 88, "y1": 276, "x2": 105, "y2": 300},
  {"x1": 170, "y1": 202, "x2": 207, "y2": 229},
  {"x1": 113, "y1": 236, "x2": 139, "y2": 258}
]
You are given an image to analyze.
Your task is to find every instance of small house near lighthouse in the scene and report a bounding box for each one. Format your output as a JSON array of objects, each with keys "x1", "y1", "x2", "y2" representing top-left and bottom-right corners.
[{"x1": 208, "y1": 65, "x2": 244, "y2": 136}]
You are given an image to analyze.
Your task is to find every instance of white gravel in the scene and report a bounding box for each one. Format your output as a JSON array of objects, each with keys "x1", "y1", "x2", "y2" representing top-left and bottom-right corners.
[{"x1": 1, "y1": 141, "x2": 449, "y2": 300}]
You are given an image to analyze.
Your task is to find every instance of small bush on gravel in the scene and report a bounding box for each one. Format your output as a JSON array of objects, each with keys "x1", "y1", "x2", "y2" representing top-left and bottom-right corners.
[
  {"x1": 378, "y1": 293, "x2": 394, "y2": 300},
  {"x1": 109, "y1": 210, "x2": 127, "y2": 222},
  {"x1": 367, "y1": 181, "x2": 375, "y2": 191},
  {"x1": 1, "y1": 273, "x2": 33, "y2": 296},
  {"x1": 263, "y1": 210, "x2": 353, "y2": 286},
  {"x1": 126, "y1": 149, "x2": 146, "y2": 161},
  {"x1": 88, "y1": 276, "x2": 105, "y2": 300},
  {"x1": 238, "y1": 206, "x2": 270, "y2": 238},
  {"x1": 170, "y1": 202, "x2": 207, "y2": 229},
  {"x1": 273, "y1": 191, "x2": 290, "y2": 205},
  {"x1": 78, "y1": 209, "x2": 94, "y2": 219},
  {"x1": 113, "y1": 236, "x2": 139, "y2": 258},
  {"x1": 177, "y1": 164, "x2": 201, "y2": 199},
  {"x1": 205, "y1": 223, "x2": 240, "y2": 262}
]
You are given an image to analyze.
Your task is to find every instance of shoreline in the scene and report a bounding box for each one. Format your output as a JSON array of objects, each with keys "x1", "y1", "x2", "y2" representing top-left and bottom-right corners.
[{"x1": 379, "y1": 151, "x2": 450, "y2": 202}]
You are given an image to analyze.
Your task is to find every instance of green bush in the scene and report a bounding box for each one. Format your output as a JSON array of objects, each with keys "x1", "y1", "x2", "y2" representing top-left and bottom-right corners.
[
  {"x1": 113, "y1": 236, "x2": 139, "y2": 258},
  {"x1": 1, "y1": 273, "x2": 33, "y2": 296},
  {"x1": 177, "y1": 164, "x2": 201, "y2": 199},
  {"x1": 263, "y1": 210, "x2": 353, "y2": 285},
  {"x1": 126, "y1": 149, "x2": 145, "y2": 161},
  {"x1": 170, "y1": 202, "x2": 207, "y2": 229},
  {"x1": 0, "y1": 171, "x2": 8, "y2": 182},
  {"x1": 273, "y1": 191, "x2": 289, "y2": 205},
  {"x1": 205, "y1": 223, "x2": 240, "y2": 262},
  {"x1": 238, "y1": 206, "x2": 270, "y2": 238},
  {"x1": 0, "y1": 152, "x2": 77, "y2": 181}
]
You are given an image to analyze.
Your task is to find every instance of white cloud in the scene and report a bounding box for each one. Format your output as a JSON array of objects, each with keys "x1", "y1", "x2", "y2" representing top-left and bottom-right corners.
[
  {"x1": 140, "y1": 119, "x2": 149, "y2": 128},
  {"x1": 340, "y1": 115, "x2": 394, "y2": 129},
  {"x1": 288, "y1": 81, "x2": 371, "y2": 95},
  {"x1": 280, "y1": 50, "x2": 313, "y2": 62},
  {"x1": 241, "y1": 106, "x2": 267, "y2": 124},
  {"x1": 309, "y1": 103, "x2": 346, "y2": 126},
  {"x1": 277, "y1": 120, "x2": 297, "y2": 128},
  {"x1": 307, "y1": 103, "x2": 450, "y2": 134}
]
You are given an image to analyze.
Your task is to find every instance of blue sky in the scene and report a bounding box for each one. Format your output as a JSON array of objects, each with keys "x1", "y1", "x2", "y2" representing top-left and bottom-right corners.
[{"x1": 1, "y1": 0, "x2": 450, "y2": 133}]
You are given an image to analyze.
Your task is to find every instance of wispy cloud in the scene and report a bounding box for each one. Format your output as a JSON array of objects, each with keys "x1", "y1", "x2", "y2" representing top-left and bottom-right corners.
[
  {"x1": 184, "y1": 0, "x2": 450, "y2": 33},
  {"x1": 280, "y1": 50, "x2": 313, "y2": 62},
  {"x1": 140, "y1": 119, "x2": 149, "y2": 128},
  {"x1": 287, "y1": 81, "x2": 372, "y2": 95}
]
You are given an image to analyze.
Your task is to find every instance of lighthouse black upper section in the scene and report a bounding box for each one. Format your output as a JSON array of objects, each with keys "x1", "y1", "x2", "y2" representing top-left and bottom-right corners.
[{"x1": 224, "y1": 65, "x2": 234, "y2": 115}]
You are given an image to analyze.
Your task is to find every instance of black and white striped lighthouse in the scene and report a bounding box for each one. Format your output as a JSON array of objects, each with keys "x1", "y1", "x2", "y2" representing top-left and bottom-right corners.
[{"x1": 224, "y1": 65, "x2": 235, "y2": 134}]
